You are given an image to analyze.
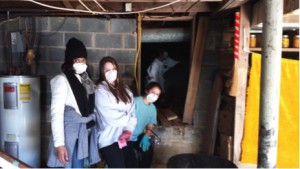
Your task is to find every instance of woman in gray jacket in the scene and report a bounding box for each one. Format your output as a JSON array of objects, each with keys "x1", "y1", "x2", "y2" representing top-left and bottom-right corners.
[{"x1": 94, "y1": 56, "x2": 136, "y2": 168}]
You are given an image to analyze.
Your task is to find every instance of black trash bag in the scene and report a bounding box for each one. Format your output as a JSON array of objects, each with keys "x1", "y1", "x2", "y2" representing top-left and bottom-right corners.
[{"x1": 167, "y1": 153, "x2": 237, "y2": 168}]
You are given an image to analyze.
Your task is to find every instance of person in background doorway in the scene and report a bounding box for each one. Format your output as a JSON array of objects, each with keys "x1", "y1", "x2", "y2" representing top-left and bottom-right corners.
[
  {"x1": 94, "y1": 56, "x2": 137, "y2": 168},
  {"x1": 47, "y1": 38, "x2": 100, "y2": 168},
  {"x1": 146, "y1": 49, "x2": 179, "y2": 93},
  {"x1": 127, "y1": 82, "x2": 162, "y2": 168}
]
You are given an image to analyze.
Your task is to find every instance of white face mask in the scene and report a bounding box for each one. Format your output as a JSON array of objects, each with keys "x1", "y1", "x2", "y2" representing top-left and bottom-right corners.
[
  {"x1": 146, "y1": 93, "x2": 159, "y2": 103},
  {"x1": 73, "y1": 63, "x2": 87, "y2": 74},
  {"x1": 105, "y1": 70, "x2": 117, "y2": 83}
]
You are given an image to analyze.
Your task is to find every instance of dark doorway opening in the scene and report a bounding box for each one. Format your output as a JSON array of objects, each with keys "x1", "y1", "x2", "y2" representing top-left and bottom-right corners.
[{"x1": 141, "y1": 42, "x2": 190, "y2": 119}]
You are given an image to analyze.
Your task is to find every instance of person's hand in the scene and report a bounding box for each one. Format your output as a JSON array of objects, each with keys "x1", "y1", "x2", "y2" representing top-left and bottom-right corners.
[
  {"x1": 139, "y1": 135, "x2": 151, "y2": 152},
  {"x1": 56, "y1": 146, "x2": 69, "y2": 164},
  {"x1": 119, "y1": 130, "x2": 132, "y2": 142}
]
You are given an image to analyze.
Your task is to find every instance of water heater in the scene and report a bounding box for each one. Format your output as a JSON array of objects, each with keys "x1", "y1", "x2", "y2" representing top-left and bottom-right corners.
[{"x1": 0, "y1": 76, "x2": 40, "y2": 167}]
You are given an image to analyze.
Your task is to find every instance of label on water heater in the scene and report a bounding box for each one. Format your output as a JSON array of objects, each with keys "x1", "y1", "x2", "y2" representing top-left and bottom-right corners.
[
  {"x1": 19, "y1": 84, "x2": 30, "y2": 101},
  {"x1": 3, "y1": 83, "x2": 18, "y2": 109}
]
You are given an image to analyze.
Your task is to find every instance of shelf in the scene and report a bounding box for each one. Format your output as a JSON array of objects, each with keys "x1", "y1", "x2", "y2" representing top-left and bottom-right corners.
[{"x1": 250, "y1": 47, "x2": 299, "y2": 52}]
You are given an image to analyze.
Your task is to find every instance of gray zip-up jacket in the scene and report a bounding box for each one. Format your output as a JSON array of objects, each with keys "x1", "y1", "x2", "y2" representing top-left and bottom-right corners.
[{"x1": 47, "y1": 106, "x2": 101, "y2": 167}]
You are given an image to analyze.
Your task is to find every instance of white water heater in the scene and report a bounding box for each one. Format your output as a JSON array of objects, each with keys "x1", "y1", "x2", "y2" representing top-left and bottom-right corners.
[{"x1": 0, "y1": 76, "x2": 40, "y2": 167}]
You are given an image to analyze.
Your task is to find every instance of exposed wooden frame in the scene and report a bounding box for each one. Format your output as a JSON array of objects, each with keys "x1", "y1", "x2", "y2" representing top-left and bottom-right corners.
[
  {"x1": 62, "y1": 0, "x2": 74, "y2": 9},
  {"x1": 233, "y1": 3, "x2": 250, "y2": 167},
  {"x1": 15, "y1": 0, "x2": 223, "y2": 2},
  {"x1": 183, "y1": 16, "x2": 209, "y2": 124},
  {"x1": 142, "y1": 15, "x2": 194, "y2": 21}
]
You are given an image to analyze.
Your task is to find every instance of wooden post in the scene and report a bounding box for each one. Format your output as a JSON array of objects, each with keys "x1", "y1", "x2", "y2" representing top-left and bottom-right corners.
[
  {"x1": 233, "y1": 4, "x2": 250, "y2": 166},
  {"x1": 183, "y1": 16, "x2": 209, "y2": 124}
]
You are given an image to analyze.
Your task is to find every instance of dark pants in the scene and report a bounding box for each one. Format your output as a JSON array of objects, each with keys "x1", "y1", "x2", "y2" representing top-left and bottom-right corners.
[
  {"x1": 127, "y1": 134, "x2": 154, "y2": 168},
  {"x1": 100, "y1": 142, "x2": 137, "y2": 168}
]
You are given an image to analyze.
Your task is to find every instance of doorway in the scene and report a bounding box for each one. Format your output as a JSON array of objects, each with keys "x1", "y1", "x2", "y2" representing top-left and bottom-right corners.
[{"x1": 141, "y1": 21, "x2": 192, "y2": 119}]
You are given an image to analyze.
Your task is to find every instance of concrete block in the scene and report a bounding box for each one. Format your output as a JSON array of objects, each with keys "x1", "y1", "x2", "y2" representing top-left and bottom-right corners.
[
  {"x1": 65, "y1": 33, "x2": 93, "y2": 48},
  {"x1": 35, "y1": 47, "x2": 48, "y2": 62},
  {"x1": 4, "y1": 19, "x2": 20, "y2": 32},
  {"x1": 95, "y1": 34, "x2": 122, "y2": 48},
  {"x1": 111, "y1": 19, "x2": 136, "y2": 33},
  {"x1": 87, "y1": 49, "x2": 106, "y2": 63},
  {"x1": 80, "y1": 18, "x2": 108, "y2": 33},
  {"x1": 48, "y1": 47, "x2": 64, "y2": 62},
  {"x1": 195, "y1": 96, "x2": 210, "y2": 111},
  {"x1": 49, "y1": 17, "x2": 79, "y2": 32},
  {"x1": 124, "y1": 34, "x2": 136, "y2": 49},
  {"x1": 36, "y1": 17, "x2": 49, "y2": 31},
  {"x1": 107, "y1": 49, "x2": 136, "y2": 64},
  {"x1": 193, "y1": 110, "x2": 208, "y2": 126},
  {"x1": 122, "y1": 64, "x2": 134, "y2": 78},
  {"x1": 183, "y1": 126, "x2": 203, "y2": 140},
  {"x1": 37, "y1": 62, "x2": 61, "y2": 76},
  {"x1": 37, "y1": 32, "x2": 64, "y2": 47}
]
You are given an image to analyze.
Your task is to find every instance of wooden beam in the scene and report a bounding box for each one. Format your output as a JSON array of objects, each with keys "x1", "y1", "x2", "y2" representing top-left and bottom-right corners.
[
  {"x1": 132, "y1": 2, "x2": 211, "y2": 13},
  {"x1": 142, "y1": 15, "x2": 194, "y2": 21},
  {"x1": 62, "y1": 0, "x2": 74, "y2": 9},
  {"x1": 18, "y1": 0, "x2": 223, "y2": 2},
  {"x1": 215, "y1": 0, "x2": 249, "y2": 13},
  {"x1": 182, "y1": 16, "x2": 209, "y2": 124},
  {"x1": 233, "y1": 4, "x2": 250, "y2": 167}
]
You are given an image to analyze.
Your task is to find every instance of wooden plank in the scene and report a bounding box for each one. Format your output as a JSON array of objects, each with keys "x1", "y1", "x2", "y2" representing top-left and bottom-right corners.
[
  {"x1": 142, "y1": 15, "x2": 194, "y2": 21},
  {"x1": 160, "y1": 108, "x2": 178, "y2": 121},
  {"x1": 0, "y1": 150, "x2": 32, "y2": 168},
  {"x1": 233, "y1": 4, "x2": 250, "y2": 167},
  {"x1": 157, "y1": 109, "x2": 171, "y2": 126},
  {"x1": 182, "y1": 16, "x2": 209, "y2": 124}
]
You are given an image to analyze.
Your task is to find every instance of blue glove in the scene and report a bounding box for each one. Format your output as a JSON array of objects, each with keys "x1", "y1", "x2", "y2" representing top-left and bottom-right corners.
[{"x1": 139, "y1": 135, "x2": 151, "y2": 152}]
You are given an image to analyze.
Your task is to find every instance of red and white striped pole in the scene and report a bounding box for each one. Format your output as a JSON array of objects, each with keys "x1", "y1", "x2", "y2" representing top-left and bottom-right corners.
[{"x1": 229, "y1": 12, "x2": 240, "y2": 96}]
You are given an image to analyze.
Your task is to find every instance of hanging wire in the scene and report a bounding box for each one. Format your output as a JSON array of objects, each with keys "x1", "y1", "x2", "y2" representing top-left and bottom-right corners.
[
  {"x1": 93, "y1": 0, "x2": 107, "y2": 12},
  {"x1": 78, "y1": 0, "x2": 94, "y2": 14},
  {"x1": 23, "y1": 0, "x2": 182, "y2": 15}
]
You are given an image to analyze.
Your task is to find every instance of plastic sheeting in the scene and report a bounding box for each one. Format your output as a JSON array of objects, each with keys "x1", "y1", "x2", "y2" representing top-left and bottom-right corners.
[{"x1": 240, "y1": 53, "x2": 299, "y2": 168}]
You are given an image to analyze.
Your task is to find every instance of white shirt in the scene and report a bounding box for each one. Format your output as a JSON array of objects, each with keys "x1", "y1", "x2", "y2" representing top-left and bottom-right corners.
[
  {"x1": 147, "y1": 57, "x2": 178, "y2": 91},
  {"x1": 50, "y1": 73, "x2": 82, "y2": 147},
  {"x1": 94, "y1": 81, "x2": 136, "y2": 148}
]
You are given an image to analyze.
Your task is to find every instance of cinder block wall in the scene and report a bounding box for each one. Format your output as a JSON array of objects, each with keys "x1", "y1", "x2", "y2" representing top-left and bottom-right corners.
[{"x1": 0, "y1": 16, "x2": 137, "y2": 166}]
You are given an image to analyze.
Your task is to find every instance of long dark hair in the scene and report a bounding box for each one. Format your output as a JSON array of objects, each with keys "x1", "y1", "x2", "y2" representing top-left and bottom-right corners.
[{"x1": 96, "y1": 56, "x2": 132, "y2": 104}]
